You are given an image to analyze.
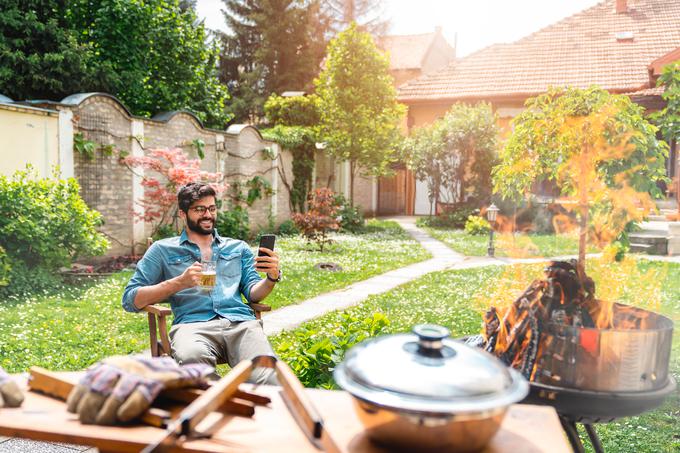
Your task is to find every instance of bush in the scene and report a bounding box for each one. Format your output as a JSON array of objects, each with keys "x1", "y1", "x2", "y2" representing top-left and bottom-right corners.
[
  {"x1": 151, "y1": 224, "x2": 180, "y2": 241},
  {"x1": 277, "y1": 219, "x2": 300, "y2": 236},
  {"x1": 0, "y1": 246, "x2": 10, "y2": 288},
  {"x1": 292, "y1": 188, "x2": 340, "y2": 251},
  {"x1": 464, "y1": 215, "x2": 491, "y2": 235},
  {"x1": 215, "y1": 205, "x2": 250, "y2": 241},
  {"x1": 276, "y1": 312, "x2": 390, "y2": 388},
  {"x1": 334, "y1": 193, "x2": 365, "y2": 232},
  {"x1": 0, "y1": 168, "x2": 109, "y2": 296},
  {"x1": 2, "y1": 261, "x2": 62, "y2": 298},
  {"x1": 416, "y1": 204, "x2": 478, "y2": 229}
]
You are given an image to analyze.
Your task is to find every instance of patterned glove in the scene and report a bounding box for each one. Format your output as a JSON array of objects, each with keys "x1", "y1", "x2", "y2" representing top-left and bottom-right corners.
[
  {"x1": 0, "y1": 367, "x2": 24, "y2": 407},
  {"x1": 66, "y1": 355, "x2": 212, "y2": 425}
]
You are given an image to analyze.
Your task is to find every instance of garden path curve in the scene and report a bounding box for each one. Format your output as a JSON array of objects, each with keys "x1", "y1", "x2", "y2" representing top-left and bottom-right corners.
[{"x1": 262, "y1": 217, "x2": 466, "y2": 335}]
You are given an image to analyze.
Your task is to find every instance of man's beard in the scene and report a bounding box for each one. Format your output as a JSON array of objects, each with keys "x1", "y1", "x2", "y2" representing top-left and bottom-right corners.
[{"x1": 186, "y1": 216, "x2": 214, "y2": 235}]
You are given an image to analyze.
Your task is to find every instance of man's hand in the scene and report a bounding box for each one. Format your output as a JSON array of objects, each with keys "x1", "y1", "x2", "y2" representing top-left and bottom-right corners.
[
  {"x1": 0, "y1": 367, "x2": 23, "y2": 408},
  {"x1": 177, "y1": 261, "x2": 202, "y2": 289},
  {"x1": 66, "y1": 355, "x2": 212, "y2": 425},
  {"x1": 255, "y1": 248, "x2": 280, "y2": 281}
]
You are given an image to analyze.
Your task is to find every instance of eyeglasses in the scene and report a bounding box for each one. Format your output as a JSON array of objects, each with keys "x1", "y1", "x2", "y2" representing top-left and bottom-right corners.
[{"x1": 190, "y1": 205, "x2": 217, "y2": 215}]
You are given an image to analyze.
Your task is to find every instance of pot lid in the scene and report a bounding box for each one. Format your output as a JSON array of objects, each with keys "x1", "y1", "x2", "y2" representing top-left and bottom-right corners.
[{"x1": 334, "y1": 324, "x2": 528, "y2": 414}]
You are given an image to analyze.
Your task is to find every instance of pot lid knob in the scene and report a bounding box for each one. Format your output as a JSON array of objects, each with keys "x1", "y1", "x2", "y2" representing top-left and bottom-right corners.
[{"x1": 413, "y1": 324, "x2": 450, "y2": 353}]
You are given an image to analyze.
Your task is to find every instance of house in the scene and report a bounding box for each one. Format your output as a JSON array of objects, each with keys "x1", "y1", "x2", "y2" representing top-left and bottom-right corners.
[
  {"x1": 396, "y1": 0, "x2": 680, "y2": 215},
  {"x1": 374, "y1": 28, "x2": 456, "y2": 215}
]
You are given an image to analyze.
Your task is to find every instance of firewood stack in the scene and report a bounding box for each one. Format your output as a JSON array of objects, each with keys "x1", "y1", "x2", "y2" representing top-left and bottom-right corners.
[{"x1": 475, "y1": 260, "x2": 598, "y2": 381}]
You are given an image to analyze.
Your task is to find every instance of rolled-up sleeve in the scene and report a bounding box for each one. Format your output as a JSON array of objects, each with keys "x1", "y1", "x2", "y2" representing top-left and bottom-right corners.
[
  {"x1": 238, "y1": 243, "x2": 263, "y2": 302},
  {"x1": 122, "y1": 243, "x2": 164, "y2": 313}
]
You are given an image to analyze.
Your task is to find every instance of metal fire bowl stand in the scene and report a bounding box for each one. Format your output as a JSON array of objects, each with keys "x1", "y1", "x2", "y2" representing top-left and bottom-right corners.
[{"x1": 523, "y1": 377, "x2": 677, "y2": 453}]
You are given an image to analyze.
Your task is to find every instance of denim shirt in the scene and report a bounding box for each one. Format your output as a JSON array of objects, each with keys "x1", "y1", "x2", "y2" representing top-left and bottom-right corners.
[{"x1": 122, "y1": 229, "x2": 262, "y2": 325}]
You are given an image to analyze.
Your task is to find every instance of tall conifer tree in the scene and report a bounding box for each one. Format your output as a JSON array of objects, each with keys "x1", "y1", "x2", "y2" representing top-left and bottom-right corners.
[
  {"x1": 220, "y1": 0, "x2": 328, "y2": 123},
  {"x1": 321, "y1": 0, "x2": 389, "y2": 35}
]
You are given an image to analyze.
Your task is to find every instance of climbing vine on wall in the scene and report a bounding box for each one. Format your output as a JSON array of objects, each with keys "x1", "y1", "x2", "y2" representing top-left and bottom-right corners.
[{"x1": 261, "y1": 125, "x2": 315, "y2": 212}]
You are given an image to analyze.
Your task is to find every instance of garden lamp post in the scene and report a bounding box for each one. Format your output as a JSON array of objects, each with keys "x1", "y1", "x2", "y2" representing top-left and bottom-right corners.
[{"x1": 486, "y1": 203, "x2": 499, "y2": 257}]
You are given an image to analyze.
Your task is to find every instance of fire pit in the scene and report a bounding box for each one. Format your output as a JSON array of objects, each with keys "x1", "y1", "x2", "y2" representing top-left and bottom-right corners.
[{"x1": 466, "y1": 260, "x2": 676, "y2": 453}]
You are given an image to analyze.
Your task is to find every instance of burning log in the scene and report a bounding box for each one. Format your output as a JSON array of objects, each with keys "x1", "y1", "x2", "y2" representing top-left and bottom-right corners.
[{"x1": 482, "y1": 260, "x2": 598, "y2": 381}]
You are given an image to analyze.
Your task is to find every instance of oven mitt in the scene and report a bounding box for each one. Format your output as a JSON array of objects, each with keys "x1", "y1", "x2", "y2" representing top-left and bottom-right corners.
[
  {"x1": 0, "y1": 367, "x2": 24, "y2": 407},
  {"x1": 66, "y1": 355, "x2": 213, "y2": 425}
]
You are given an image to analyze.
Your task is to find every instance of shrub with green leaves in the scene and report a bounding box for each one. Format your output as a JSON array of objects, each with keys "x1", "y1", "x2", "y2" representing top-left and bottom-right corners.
[
  {"x1": 276, "y1": 219, "x2": 299, "y2": 236},
  {"x1": 334, "y1": 193, "x2": 365, "y2": 233},
  {"x1": 0, "y1": 168, "x2": 109, "y2": 296},
  {"x1": 276, "y1": 312, "x2": 390, "y2": 388},
  {"x1": 464, "y1": 215, "x2": 491, "y2": 235},
  {"x1": 416, "y1": 204, "x2": 478, "y2": 229},
  {"x1": 0, "y1": 246, "x2": 10, "y2": 287},
  {"x1": 216, "y1": 205, "x2": 250, "y2": 241}
]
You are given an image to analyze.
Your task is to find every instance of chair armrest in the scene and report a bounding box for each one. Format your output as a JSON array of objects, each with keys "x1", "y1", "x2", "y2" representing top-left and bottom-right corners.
[
  {"x1": 143, "y1": 304, "x2": 172, "y2": 357},
  {"x1": 142, "y1": 305, "x2": 172, "y2": 317},
  {"x1": 248, "y1": 302, "x2": 272, "y2": 313}
]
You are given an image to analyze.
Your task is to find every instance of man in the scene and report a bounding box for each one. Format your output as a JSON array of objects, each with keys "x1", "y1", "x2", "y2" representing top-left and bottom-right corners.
[{"x1": 122, "y1": 183, "x2": 281, "y2": 384}]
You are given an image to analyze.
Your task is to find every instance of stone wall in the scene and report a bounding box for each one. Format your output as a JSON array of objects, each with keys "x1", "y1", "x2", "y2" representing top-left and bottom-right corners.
[
  {"x1": 58, "y1": 93, "x2": 292, "y2": 256},
  {"x1": 74, "y1": 95, "x2": 136, "y2": 254}
]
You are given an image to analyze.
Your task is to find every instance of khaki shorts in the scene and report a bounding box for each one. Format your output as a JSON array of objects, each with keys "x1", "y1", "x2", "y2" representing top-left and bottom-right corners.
[{"x1": 170, "y1": 318, "x2": 277, "y2": 385}]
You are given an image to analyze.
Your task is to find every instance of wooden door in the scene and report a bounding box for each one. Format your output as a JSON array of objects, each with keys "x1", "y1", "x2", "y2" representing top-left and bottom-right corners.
[{"x1": 378, "y1": 169, "x2": 407, "y2": 215}]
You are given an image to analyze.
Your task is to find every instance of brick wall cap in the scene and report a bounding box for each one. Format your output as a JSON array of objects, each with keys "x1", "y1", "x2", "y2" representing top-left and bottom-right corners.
[
  {"x1": 152, "y1": 110, "x2": 204, "y2": 128},
  {"x1": 226, "y1": 124, "x2": 263, "y2": 139},
  {"x1": 61, "y1": 92, "x2": 134, "y2": 117}
]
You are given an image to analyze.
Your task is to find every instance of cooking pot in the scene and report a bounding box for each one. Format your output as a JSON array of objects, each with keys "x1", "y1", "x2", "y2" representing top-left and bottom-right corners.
[{"x1": 334, "y1": 324, "x2": 529, "y2": 452}]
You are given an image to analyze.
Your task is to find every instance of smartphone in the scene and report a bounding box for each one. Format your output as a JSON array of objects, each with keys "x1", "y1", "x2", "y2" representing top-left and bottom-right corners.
[{"x1": 258, "y1": 234, "x2": 276, "y2": 256}]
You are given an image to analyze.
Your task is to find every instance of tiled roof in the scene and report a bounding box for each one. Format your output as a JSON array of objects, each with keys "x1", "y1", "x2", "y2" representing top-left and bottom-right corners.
[
  {"x1": 379, "y1": 32, "x2": 437, "y2": 70},
  {"x1": 398, "y1": 0, "x2": 680, "y2": 102},
  {"x1": 623, "y1": 85, "x2": 665, "y2": 96}
]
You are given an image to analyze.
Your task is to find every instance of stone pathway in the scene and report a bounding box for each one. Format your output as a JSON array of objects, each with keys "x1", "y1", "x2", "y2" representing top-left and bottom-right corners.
[
  {"x1": 262, "y1": 216, "x2": 465, "y2": 335},
  {"x1": 6, "y1": 216, "x2": 678, "y2": 451}
]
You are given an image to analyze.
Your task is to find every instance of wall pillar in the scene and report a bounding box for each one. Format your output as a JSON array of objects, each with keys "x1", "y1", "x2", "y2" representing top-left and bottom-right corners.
[
  {"x1": 58, "y1": 109, "x2": 74, "y2": 179},
  {"x1": 131, "y1": 120, "x2": 145, "y2": 252},
  {"x1": 343, "y1": 161, "x2": 351, "y2": 197},
  {"x1": 215, "y1": 134, "x2": 225, "y2": 173}
]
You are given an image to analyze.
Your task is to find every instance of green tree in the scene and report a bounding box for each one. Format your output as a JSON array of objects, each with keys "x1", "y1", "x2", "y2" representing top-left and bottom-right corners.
[
  {"x1": 652, "y1": 62, "x2": 680, "y2": 204},
  {"x1": 321, "y1": 0, "x2": 389, "y2": 35},
  {"x1": 315, "y1": 23, "x2": 404, "y2": 205},
  {"x1": 405, "y1": 102, "x2": 498, "y2": 214},
  {"x1": 262, "y1": 93, "x2": 320, "y2": 212},
  {"x1": 220, "y1": 0, "x2": 328, "y2": 123},
  {"x1": 68, "y1": 0, "x2": 230, "y2": 128},
  {"x1": 493, "y1": 86, "x2": 668, "y2": 272},
  {"x1": 0, "y1": 0, "x2": 105, "y2": 100}
]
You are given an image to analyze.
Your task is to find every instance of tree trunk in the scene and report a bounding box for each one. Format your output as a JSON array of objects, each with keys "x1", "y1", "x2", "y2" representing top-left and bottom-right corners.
[
  {"x1": 577, "y1": 140, "x2": 589, "y2": 280},
  {"x1": 349, "y1": 160, "x2": 356, "y2": 206}
]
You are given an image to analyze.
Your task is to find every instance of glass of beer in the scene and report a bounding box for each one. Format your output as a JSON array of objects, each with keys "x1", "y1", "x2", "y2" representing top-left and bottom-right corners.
[{"x1": 200, "y1": 259, "x2": 217, "y2": 290}]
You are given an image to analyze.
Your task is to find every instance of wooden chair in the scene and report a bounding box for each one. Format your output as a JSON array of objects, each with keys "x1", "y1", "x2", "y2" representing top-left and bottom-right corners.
[{"x1": 143, "y1": 303, "x2": 272, "y2": 357}]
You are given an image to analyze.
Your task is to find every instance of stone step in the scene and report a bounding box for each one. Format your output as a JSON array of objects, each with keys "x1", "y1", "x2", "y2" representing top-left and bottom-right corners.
[
  {"x1": 629, "y1": 232, "x2": 668, "y2": 255},
  {"x1": 656, "y1": 198, "x2": 678, "y2": 211}
]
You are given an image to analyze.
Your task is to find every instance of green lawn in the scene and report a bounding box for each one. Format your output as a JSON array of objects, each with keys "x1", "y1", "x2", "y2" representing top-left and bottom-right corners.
[
  {"x1": 0, "y1": 219, "x2": 429, "y2": 373},
  {"x1": 422, "y1": 226, "x2": 601, "y2": 257},
  {"x1": 271, "y1": 259, "x2": 680, "y2": 453},
  {"x1": 267, "y1": 219, "x2": 430, "y2": 309}
]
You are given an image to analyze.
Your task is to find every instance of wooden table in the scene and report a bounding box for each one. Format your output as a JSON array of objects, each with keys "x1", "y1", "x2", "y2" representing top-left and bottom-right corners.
[{"x1": 0, "y1": 373, "x2": 571, "y2": 453}]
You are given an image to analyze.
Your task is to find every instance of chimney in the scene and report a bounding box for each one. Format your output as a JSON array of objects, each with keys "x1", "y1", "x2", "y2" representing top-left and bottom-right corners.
[{"x1": 616, "y1": 0, "x2": 628, "y2": 14}]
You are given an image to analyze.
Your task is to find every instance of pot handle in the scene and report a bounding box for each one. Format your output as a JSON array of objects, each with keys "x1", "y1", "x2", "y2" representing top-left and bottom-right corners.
[{"x1": 413, "y1": 324, "x2": 450, "y2": 353}]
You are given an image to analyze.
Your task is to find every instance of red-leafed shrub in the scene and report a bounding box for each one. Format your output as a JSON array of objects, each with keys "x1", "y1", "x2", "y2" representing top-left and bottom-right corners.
[
  {"x1": 122, "y1": 148, "x2": 225, "y2": 237},
  {"x1": 292, "y1": 188, "x2": 339, "y2": 251}
]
